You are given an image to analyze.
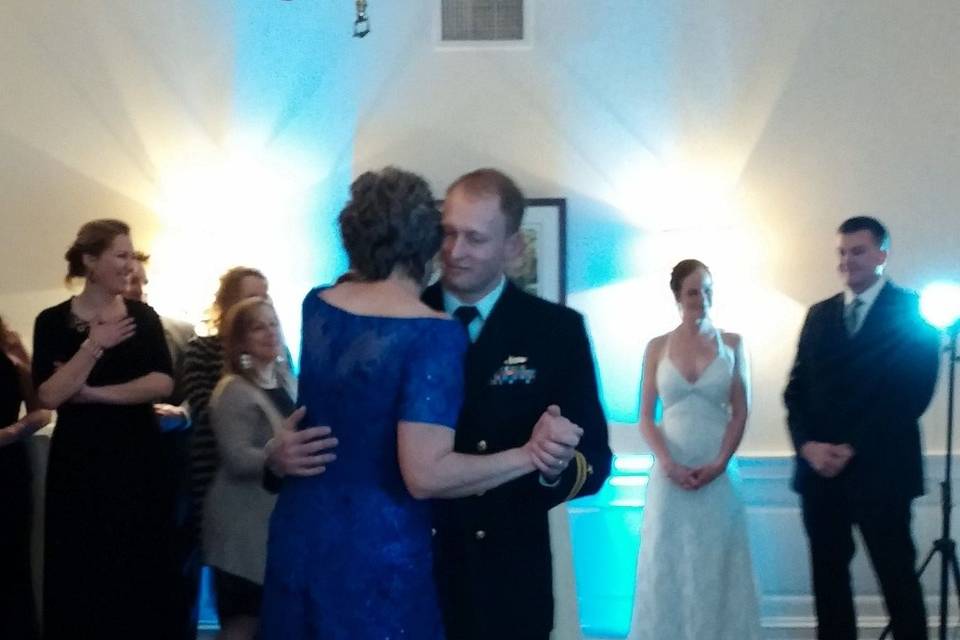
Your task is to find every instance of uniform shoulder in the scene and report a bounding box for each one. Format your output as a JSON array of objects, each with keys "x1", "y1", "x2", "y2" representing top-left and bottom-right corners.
[{"x1": 511, "y1": 286, "x2": 582, "y2": 324}]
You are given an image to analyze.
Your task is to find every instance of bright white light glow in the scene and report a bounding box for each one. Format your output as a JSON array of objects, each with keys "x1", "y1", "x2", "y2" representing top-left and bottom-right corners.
[
  {"x1": 609, "y1": 499, "x2": 645, "y2": 508},
  {"x1": 145, "y1": 139, "x2": 323, "y2": 354},
  {"x1": 613, "y1": 454, "x2": 655, "y2": 473},
  {"x1": 610, "y1": 476, "x2": 649, "y2": 487},
  {"x1": 921, "y1": 282, "x2": 960, "y2": 330},
  {"x1": 613, "y1": 159, "x2": 742, "y2": 232}
]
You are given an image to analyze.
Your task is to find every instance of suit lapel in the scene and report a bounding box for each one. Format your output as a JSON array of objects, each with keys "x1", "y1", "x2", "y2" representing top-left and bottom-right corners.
[{"x1": 824, "y1": 293, "x2": 847, "y2": 342}]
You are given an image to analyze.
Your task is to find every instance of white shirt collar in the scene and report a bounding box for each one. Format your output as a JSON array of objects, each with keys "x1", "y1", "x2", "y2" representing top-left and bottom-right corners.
[
  {"x1": 442, "y1": 275, "x2": 507, "y2": 320},
  {"x1": 844, "y1": 274, "x2": 887, "y2": 307}
]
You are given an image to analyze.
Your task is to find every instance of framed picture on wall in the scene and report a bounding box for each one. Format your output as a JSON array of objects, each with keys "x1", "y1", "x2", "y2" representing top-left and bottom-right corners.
[
  {"x1": 434, "y1": 198, "x2": 567, "y2": 304},
  {"x1": 508, "y1": 198, "x2": 566, "y2": 304}
]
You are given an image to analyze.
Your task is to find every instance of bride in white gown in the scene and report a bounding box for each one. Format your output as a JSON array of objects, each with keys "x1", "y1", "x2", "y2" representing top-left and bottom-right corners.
[{"x1": 628, "y1": 259, "x2": 762, "y2": 640}]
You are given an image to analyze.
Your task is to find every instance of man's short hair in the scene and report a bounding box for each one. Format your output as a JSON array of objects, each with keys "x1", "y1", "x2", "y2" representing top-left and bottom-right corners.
[
  {"x1": 838, "y1": 216, "x2": 889, "y2": 249},
  {"x1": 447, "y1": 168, "x2": 526, "y2": 234}
]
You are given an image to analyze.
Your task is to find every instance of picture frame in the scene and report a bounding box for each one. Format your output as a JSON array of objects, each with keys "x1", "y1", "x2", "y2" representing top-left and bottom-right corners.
[{"x1": 508, "y1": 198, "x2": 567, "y2": 304}]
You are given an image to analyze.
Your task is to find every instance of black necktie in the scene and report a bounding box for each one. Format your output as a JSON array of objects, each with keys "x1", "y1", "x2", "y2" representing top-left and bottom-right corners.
[{"x1": 453, "y1": 305, "x2": 480, "y2": 328}]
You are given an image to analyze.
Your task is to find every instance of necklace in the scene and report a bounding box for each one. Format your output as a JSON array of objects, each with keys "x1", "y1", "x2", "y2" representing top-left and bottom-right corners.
[{"x1": 252, "y1": 367, "x2": 278, "y2": 389}]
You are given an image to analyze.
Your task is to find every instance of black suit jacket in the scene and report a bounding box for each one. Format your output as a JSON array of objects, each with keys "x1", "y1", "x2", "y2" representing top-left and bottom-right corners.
[
  {"x1": 784, "y1": 281, "x2": 940, "y2": 504},
  {"x1": 424, "y1": 280, "x2": 611, "y2": 638}
]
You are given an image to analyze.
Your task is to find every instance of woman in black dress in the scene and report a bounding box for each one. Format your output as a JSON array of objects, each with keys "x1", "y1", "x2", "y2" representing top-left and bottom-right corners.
[
  {"x1": 0, "y1": 317, "x2": 50, "y2": 640},
  {"x1": 33, "y1": 219, "x2": 176, "y2": 639}
]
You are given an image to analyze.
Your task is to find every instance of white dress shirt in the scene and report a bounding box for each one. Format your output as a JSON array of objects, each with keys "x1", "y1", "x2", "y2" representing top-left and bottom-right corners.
[{"x1": 843, "y1": 274, "x2": 887, "y2": 334}]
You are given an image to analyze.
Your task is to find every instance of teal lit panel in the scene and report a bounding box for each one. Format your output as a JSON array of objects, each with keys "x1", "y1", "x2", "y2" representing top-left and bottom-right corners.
[{"x1": 568, "y1": 454, "x2": 652, "y2": 637}]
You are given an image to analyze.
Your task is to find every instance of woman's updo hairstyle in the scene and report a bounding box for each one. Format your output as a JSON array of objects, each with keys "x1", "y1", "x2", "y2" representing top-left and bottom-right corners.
[
  {"x1": 338, "y1": 167, "x2": 441, "y2": 283},
  {"x1": 64, "y1": 219, "x2": 130, "y2": 284},
  {"x1": 669, "y1": 259, "x2": 710, "y2": 301}
]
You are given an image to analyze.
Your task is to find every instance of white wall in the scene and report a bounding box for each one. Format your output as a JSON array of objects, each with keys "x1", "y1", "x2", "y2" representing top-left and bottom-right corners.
[{"x1": 2, "y1": 2, "x2": 958, "y2": 447}]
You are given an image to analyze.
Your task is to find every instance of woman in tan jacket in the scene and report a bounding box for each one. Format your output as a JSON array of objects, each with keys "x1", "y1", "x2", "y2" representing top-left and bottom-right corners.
[{"x1": 204, "y1": 297, "x2": 297, "y2": 640}]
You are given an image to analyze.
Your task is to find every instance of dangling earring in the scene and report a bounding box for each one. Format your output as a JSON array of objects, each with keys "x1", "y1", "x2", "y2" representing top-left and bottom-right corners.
[{"x1": 240, "y1": 353, "x2": 253, "y2": 370}]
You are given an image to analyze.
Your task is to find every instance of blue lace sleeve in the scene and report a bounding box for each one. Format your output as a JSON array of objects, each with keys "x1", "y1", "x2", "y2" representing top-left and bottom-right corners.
[{"x1": 399, "y1": 320, "x2": 466, "y2": 428}]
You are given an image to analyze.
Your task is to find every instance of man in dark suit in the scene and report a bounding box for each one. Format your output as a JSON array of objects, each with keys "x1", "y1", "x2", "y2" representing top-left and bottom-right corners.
[
  {"x1": 126, "y1": 253, "x2": 200, "y2": 640},
  {"x1": 784, "y1": 216, "x2": 941, "y2": 640},
  {"x1": 424, "y1": 168, "x2": 612, "y2": 640}
]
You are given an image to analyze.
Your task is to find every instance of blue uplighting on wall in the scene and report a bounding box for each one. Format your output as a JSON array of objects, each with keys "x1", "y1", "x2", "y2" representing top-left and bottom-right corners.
[{"x1": 569, "y1": 453, "x2": 653, "y2": 638}]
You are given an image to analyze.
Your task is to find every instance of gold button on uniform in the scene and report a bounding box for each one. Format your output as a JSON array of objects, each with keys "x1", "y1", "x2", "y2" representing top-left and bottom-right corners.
[
  {"x1": 476, "y1": 440, "x2": 488, "y2": 452},
  {"x1": 474, "y1": 530, "x2": 486, "y2": 540}
]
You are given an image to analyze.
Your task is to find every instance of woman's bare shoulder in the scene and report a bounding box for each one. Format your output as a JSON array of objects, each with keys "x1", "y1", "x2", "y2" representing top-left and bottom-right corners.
[
  {"x1": 646, "y1": 333, "x2": 670, "y2": 355},
  {"x1": 720, "y1": 331, "x2": 743, "y2": 349}
]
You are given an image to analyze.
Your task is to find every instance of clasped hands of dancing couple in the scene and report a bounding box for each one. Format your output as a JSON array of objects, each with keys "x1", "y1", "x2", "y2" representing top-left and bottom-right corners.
[{"x1": 267, "y1": 403, "x2": 583, "y2": 481}]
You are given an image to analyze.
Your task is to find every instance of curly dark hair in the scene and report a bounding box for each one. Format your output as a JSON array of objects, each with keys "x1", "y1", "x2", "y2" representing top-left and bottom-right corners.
[
  {"x1": 338, "y1": 167, "x2": 441, "y2": 283},
  {"x1": 670, "y1": 259, "x2": 710, "y2": 300}
]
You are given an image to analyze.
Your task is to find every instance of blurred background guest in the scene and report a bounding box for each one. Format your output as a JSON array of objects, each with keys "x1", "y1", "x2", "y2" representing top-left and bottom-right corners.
[
  {"x1": 182, "y1": 266, "x2": 270, "y2": 629},
  {"x1": 125, "y1": 249, "x2": 199, "y2": 639},
  {"x1": 204, "y1": 297, "x2": 295, "y2": 640},
  {"x1": 0, "y1": 315, "x2": 51, "y2": 640}
]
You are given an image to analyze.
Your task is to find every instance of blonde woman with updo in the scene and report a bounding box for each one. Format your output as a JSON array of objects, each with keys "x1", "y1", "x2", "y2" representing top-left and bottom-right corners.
[{"x1": 33, "y1": 219, "x2": 177, "y2": 639}]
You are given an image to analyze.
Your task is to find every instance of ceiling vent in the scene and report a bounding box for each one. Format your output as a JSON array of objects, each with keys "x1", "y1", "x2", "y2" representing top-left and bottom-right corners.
[{"x1": 440, "y1": 0, "x2": 525, "y2": 42}]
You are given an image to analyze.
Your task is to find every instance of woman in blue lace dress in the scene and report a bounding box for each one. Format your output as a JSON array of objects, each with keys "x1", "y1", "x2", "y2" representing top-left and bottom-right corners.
[{"x1": 260, "y1": 167, "x2": 580, "y2": 639}]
